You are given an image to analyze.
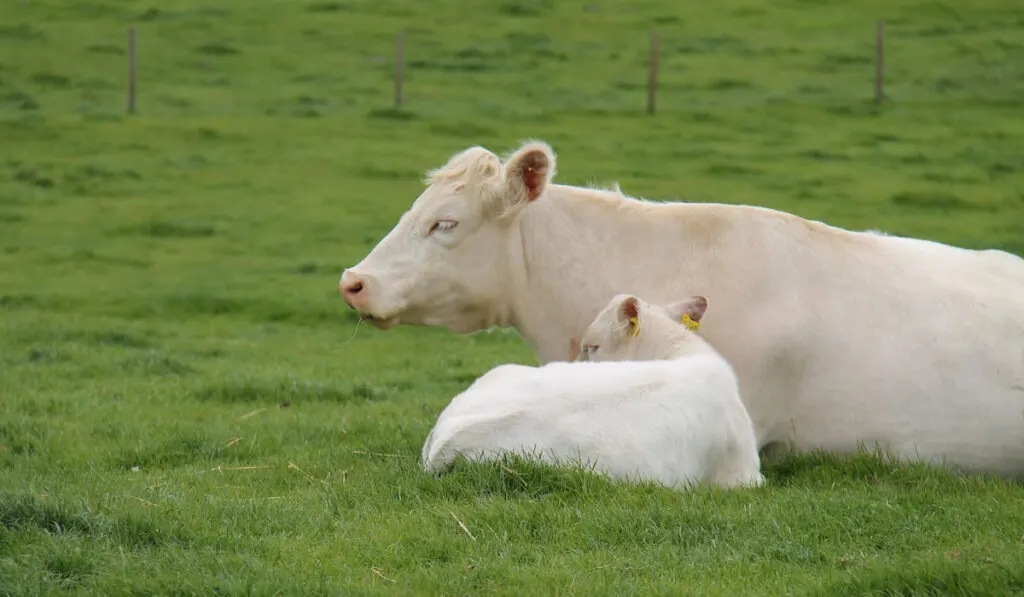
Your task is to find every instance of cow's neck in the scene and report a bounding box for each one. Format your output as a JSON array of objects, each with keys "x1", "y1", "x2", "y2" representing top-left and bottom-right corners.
[{"x1": 504, "y1": 184, "x2": 718, "y2": 364}]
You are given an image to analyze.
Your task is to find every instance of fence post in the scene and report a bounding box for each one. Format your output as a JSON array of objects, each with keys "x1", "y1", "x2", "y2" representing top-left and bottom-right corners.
[
  {"x1": 394, "y1": 30, "x2": 406, "y2": 111},
  {"x1": 127, "y1": 27, "x2": 137, "y2": 115},
  {"x1": 647, "y1": 30, "x2": 659, "y2": 115},
  {"x1": 874, "y1": 21, "x2": 885, "y2": 104}
]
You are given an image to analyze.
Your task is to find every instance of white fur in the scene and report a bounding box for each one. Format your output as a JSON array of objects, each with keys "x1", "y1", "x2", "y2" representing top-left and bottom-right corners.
[
  {"x1": 343, "y1": 141, "x2": 1024, "y2": 478},
  {"x1": 421, "y1": 295, "x2": 764, "y2": 490}
]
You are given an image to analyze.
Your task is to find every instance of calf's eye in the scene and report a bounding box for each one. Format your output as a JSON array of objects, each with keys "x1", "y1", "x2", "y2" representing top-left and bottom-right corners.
[{"x1": 429, "y1": 219, "x2": 459, "y2": 234}]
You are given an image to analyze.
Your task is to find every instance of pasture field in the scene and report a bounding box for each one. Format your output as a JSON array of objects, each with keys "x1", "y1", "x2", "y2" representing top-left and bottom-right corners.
[{"x1": 2, "y1": 0, "x2": 1024, "y2": 594}]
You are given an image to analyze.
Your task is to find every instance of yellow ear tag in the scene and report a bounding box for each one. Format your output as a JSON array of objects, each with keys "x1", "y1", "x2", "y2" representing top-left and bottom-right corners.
[
  {"x1": 681, "y1": 314, "x2": 700, "y2": 332},
  {"x1": 629, "y1": 316, "x2": 641, "y2": 337}
]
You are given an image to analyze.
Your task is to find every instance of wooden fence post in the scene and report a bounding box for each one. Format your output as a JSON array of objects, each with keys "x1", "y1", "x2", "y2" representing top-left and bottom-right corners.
[
  {"x1": 128, "y1": 27, "x2": 137, "y2": 114},
  {"x1": 874, "y1": 21, "x2": 885, "y2": 104},
  {"x1": 394, "y1": 30, "x2": 406, "y2": 111},
  {"x1": 647, "y1": 30, "x2": 659, "y2": 115}
]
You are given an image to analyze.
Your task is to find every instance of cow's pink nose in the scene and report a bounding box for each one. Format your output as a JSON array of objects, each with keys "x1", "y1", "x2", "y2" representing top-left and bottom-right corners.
[
  {"x1": 339, "y1": 272, "x2": 366, "y2": 307},
  {"x1": 342, "y1": 279, "x2": 363, "y2": 296}
]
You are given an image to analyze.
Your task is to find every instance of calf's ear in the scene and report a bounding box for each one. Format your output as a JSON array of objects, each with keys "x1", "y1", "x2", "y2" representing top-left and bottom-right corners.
[
  {"x1": 615, "y1": 295, "x2": 641, "y2": 337},
  {"x1": 568, "y1": 337, "x2": 581, "y2": 362},
  {"x1": 666, "y1": 296, "x2": 708, "y2": 331},
  {"x1": 504, "y1": 141, "x2": 556, "y2": 205}
]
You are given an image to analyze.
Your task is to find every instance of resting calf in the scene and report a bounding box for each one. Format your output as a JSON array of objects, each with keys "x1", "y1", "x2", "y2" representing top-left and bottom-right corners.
[{"x1": 421, "y1": 294, "x2": 764, "y2": 490}]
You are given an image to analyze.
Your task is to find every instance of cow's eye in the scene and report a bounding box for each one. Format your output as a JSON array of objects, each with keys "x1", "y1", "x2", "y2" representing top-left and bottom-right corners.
[
  {"x1": 581, "y1": 344, "x2": 599, "y2": 360},
  {"x1": 429, "y1": 219, "x2": 459, "y2": 234}
]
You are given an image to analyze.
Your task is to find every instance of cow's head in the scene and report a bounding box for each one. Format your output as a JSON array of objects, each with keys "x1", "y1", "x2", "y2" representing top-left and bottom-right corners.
[
  {"x1": 340, "y1": 141, "x2": 555, "y2": 333},
  {"x1": 575, "y1": 294, "x2": 708, "y2": 362}
]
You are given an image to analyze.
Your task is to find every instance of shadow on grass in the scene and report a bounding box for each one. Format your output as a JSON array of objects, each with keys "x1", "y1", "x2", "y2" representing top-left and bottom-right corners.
[
  {"x1": 116, "y1": 219, "x2": 216, "y2": 239},
  {"x1": 133, "y1": 293, "x2": 359, "y2": 326},
  {"x1": 762, "y1": 445, "x2": 1021, "y2": 492},
  {"x1": 0, "y1": 290, "x2": 358, "y2": 327},
  {"x1": 120, "y1": 353, "x2": 195, "y2": 376},
  {"x1": 419, "y1": 447, "x2": 1023, "y2": 503},
  {"x1": 816, "y1": 554, "x2": 1024, "y2": 596},
  {"x1": 191, "y1": 376, "x2": 391, "y2": 404},
  {"x1": 417, "y1": 452, "x2": 679, "y2": 502},
  {"x1": 890, "y1": 190, "x2": 988, "y2": 211},
  {"x1": 0, "y1": 493, "x2": 182, "y2": 550}
]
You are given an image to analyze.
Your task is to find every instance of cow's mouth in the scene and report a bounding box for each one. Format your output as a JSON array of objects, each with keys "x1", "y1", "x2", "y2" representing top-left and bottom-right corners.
[{"x1": 361, "y1": 313, "x2": 397, "y2": 330}]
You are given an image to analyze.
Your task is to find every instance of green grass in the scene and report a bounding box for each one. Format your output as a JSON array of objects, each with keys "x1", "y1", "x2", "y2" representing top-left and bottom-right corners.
[{"x1": 2, "y1": 0, "x2": 1023, "y2": 594}]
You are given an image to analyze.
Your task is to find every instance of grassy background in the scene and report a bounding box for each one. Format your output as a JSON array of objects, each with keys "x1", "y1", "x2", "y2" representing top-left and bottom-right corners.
[{"x1": 2, "y1": 0, "x2": 1023, "y2": 595}]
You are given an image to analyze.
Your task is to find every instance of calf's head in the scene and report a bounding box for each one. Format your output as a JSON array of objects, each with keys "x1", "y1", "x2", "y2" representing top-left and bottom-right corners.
[
  {"x1": 575, "y1": 294, "x2": 708, "y2": 362},
  {"x1": 339, "y1": 142, "x2": 555, "y2": 332}
]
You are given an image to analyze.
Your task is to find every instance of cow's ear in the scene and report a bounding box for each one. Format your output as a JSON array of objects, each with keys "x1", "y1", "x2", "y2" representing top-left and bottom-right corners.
[
  {"x1": 504, "y1": 141, "x2": 555, "y2": 204},
  {"x1": 616, "y1": 295, "x2": 641, "y2": 338},
  {"x1": 666, "y1": 296, "x2": 708, "y2": 331}
]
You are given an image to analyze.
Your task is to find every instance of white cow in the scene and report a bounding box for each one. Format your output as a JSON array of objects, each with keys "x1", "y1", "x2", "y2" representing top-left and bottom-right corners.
[
  {"x1": 340, "y1": 141, "x2": 1024, "y2": 479},
  {"x1": 421, "y1": 294, "x2": 764, "y2": 489}
]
